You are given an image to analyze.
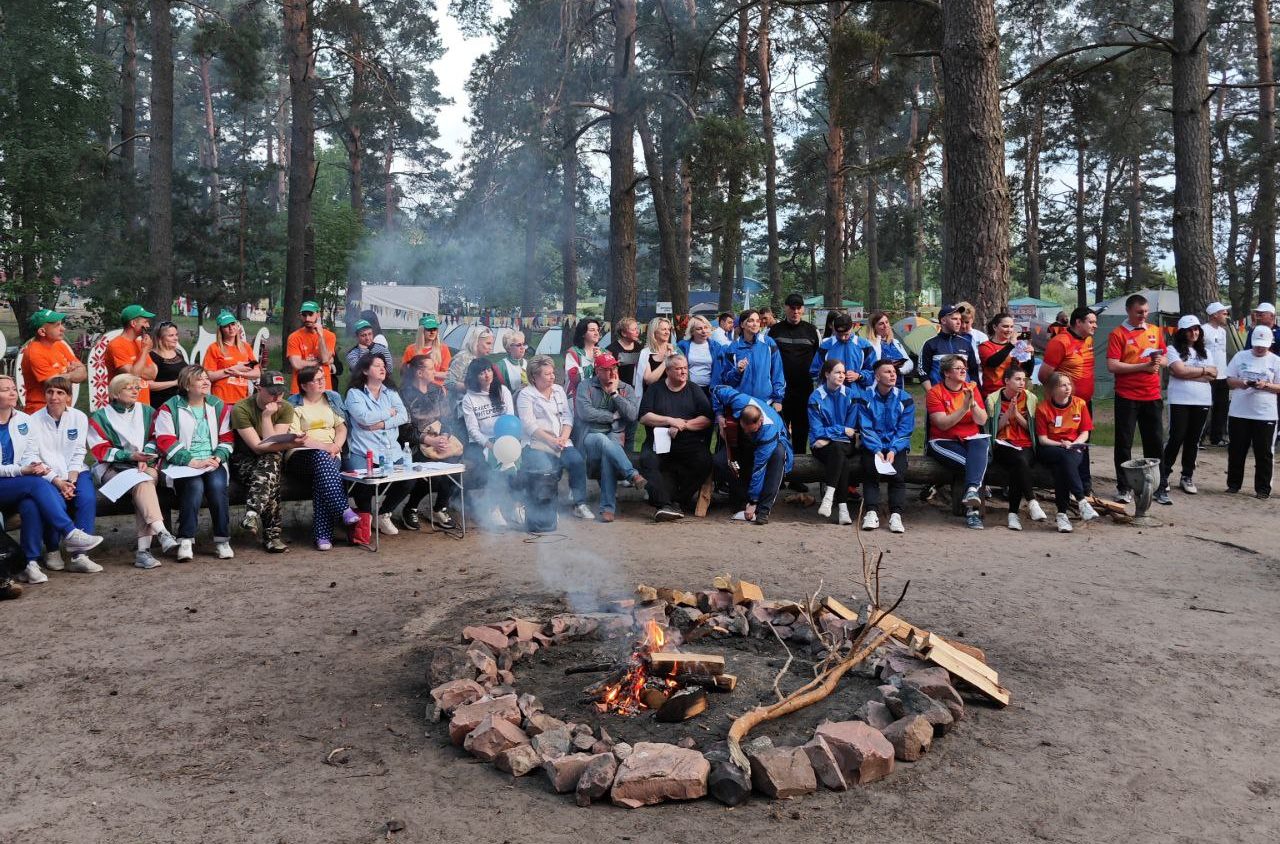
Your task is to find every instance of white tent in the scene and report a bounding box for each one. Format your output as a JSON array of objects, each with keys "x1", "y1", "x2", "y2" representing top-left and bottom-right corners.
[
  {"x1": 353, "y1": 284, "x2": 440, "y2": 329},
  {"x1": 1094, "y1": 288, "x2": 1181, "y2": 316}
]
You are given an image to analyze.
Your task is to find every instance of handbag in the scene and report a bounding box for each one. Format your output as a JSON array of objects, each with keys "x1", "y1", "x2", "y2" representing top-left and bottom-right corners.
[
  {"x1": 419, "y1": 421, "x2": 464, "y2": 460},
  {"x1": 349, "y1": 512, "x2": 373, "y2": 547}
]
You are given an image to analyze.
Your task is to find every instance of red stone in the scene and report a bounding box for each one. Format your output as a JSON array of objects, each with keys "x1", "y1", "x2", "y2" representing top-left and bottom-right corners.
[
  {"x1": 574, "y1": 753, "x2": 618, "y2": 806},
  {"x1": 814, "y1": 721, "x2": 896, "y2": 785},
  {"x1": 748, "y1": 746, "x2": 817, "y2": 799},
  {"x1": 802, "y1": 736, "x2": 849, "y2": 791},
  {"x1": 880, "y1": 715, "x2": 933, "y2": 762},
  {"x1": 494, "y1": 744, "x2": 542, "y2": 777},
  {"x1": 610, "y1": 742, "x2": 709, "y2": 808},
  {"x1": 463, "y1": 714, "x2": 529, "y2": 762},
  {"x1": 544, "y1": 752, "x2": 596, "y2": 793},
  {"x1": 448, "y1": 695, "x2": 520, "y2": 745},
  {"x1": 429, "y1": 678, "x2": 486, "y2": 713},
  {"x1": 462, "y1": 625, "x2": 510, "y2": 652}
]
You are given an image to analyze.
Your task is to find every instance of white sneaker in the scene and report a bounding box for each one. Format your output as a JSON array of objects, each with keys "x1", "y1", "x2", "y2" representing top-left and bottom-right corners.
[
  {"x1": 156, "y1": 531, "x2": 179, "y2": 553},
  {"x1": 1179, "y1": 477, "x2": 1198, "y2": 495},
  {"x1": 888, "y1": 513, "x2": 905, "y2": 533},
  {"x1": 1115, "y1": 489, "x2": 1134, "y2": 505},
  {"x1": 214, "y1": 541, "x2": 234, "y2": 560},
  {"x1": 43, "y1": 550, "x2": 65, "y2": 571},
  {"x1": 489, "y1": 507, "x2": 509, "y2": 528},
  {"x1": 861, "y1": 511, "x2": 880, "y2": 530},
  {"x1": 63, "y1": 528, "x2": 104, "y2": 554},
  {"x1": 18, "y1": 561, "x2": 48, "y2": 584},
  {"x1": 1007, "y1": 513, "x2": 1023, "y2": 531},
  {"x1": 817, "y1": 488, "x2": 835, "y2": 518},
  {"x1": 67, "y1": 554, "x2": 103, "y2": 573},
  {"x1": 1079, "y1": 499, "x2": 1100, "y2": 522},
  {"x1": 134, "y1": 550, "x2": 161, "y2": 570},
  {"x1": 573, "y1": 503, "x2": 594, "y2": 520},
  {"x1": 838, "y1": 503, "x2": 853, "y2": 525},
  {"x1": 377, "y1": 514, "x2": 399, "y2": 536},
  {"x1": 176, "y1": 539, "x2": 194, "y2": 562},
  {"x1": 1027, "y1": 500, "x2": 1047, "y2": 522},
  {"x1": 1056, "y1": 513, "x2": 1073, "y2": 533}
]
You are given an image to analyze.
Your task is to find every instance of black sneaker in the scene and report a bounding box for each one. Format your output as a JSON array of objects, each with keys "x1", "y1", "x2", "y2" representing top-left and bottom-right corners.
[
  {"x1": 400, "y1": 509, "x2": 422, "y2": 531},
  {"x1": 655, "y1": 506, "x2": 684, "y2": 522},
  {"x1": 751, "y1": 513, "x2": 770, "y2": 525},
  {"x1": 1153, "y1": 489, "x2": 1173, "y2": 506},
  {"x1": 1258, "y1": 491, "x2": 1272, "y2": 500}
]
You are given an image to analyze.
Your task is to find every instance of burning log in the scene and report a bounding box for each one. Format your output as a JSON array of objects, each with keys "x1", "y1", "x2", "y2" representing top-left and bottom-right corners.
[
  {"x1": 563, "y1": 662, "x2": 618, "y2": 676},
  {"x1": 648, "y1": 652, "x2": 725, "y2": 676},
  {"x1": 677, "y1": 673, "x2": 737, "y2": 693},
  {"x1": 656, "y1": 688, "x2": 708, "y2": 722}
]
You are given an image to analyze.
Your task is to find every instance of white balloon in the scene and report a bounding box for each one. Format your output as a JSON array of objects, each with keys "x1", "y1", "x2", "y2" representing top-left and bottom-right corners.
[{"x1": 491, "y1": 435, "x2": 522, "y2": 467}]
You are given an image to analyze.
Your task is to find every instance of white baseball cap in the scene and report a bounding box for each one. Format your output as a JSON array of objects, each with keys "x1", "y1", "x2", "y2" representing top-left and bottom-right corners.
[
  {"x1": 1205, "y1": 302, "x2": 1228, "y2": 316},
  {"x1": 1177, "y1": 315, "x2": 1201, "y2": 330},
  {"x1": 1252, "y1": 326, "x2": 1274, "y2": 347},
  {"x1": 1255, "y1": 302, "x2": 1277, "y2": 315}
]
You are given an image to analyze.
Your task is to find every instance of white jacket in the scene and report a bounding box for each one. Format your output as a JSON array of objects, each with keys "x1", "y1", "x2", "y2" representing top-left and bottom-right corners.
[
  {"x1": 0, "y1": 409, "x2": 38, "y2": 476},
  {"x1": 23, "y1": 407, "x2": 89, "y2": 481}
]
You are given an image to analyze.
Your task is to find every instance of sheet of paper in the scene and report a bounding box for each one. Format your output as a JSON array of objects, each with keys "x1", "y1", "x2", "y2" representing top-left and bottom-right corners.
[
  {"x1": 995, "y1": 438, "x2": 1022, "y2": 451},
  {"x1": 731, "y1": 510, "x2": 748, "y2": 521},
  {"x1": 162, "y1": 465, "x2": 211, "y2": 480},
  {"x1": 652, "y1": 427, "x2": 672, "y2": 454},
  {"x1": 414, "y1": 462, "x2": 463, "y2": 472},
  {"x1": 874, "y1": 454, "x2": 897, "y2": 475},
  {"x1": 99, "y1": 468, "x2": 152, "y2": 502},
  {"x1": 963, "y1": 433, "x2": 991, "y2": 441}
]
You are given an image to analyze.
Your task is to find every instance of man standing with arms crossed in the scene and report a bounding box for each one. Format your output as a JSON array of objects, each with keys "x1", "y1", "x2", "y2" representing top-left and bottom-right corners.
[
  {"x1": 286, "y1": 301, "x2": 337, "y2": 393},
  {"x1": 767, "y1": 293, "x2": 820, "y2": 459},
  {"x1": 1201, "y1": 302, "x2": 1231, "y2": 446},
  {"x1": 1106, "y1": 294, "x2": 1167, "y2": 504}
]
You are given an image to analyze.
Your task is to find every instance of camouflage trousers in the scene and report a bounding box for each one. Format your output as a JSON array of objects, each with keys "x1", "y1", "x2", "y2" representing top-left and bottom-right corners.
[{"x1": 230, "y1": 452, "x2": 283, "y2": 541}]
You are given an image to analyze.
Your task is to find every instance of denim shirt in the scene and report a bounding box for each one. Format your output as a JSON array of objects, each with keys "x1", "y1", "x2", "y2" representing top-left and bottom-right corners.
[{"x1": 343, "y1": 385, "x2": 409, "y2": 469}]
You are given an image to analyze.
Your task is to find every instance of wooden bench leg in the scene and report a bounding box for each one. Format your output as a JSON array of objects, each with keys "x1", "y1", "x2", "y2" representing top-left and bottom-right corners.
[{"x1": 694, "y1": 476, "x2": 713, "y2": 517}]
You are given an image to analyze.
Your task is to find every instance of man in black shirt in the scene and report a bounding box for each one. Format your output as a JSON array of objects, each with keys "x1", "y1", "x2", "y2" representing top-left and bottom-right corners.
[
  {"x1": 638, "y1": 352, "x2": 714, "y2": 520},
  {"x1": 767, "y1": 293, "x2": 820, "y2": 456}
]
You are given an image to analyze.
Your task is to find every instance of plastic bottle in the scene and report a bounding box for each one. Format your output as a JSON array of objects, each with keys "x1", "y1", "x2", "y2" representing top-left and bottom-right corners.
[
  {"x1": 402, "y1": 442, "x2": 414, "y2": 468},
  {"x1": 365, "y1": 449, "x2": 374, "y2": 474}
]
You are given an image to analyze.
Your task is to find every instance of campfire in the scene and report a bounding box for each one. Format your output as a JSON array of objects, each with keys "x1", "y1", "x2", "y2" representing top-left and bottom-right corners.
[{"x1": 584, "y1": 620, "x2": 732, "y2": 720}]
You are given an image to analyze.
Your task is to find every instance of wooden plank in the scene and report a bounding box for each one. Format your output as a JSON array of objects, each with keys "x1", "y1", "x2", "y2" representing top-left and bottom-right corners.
[
  {"x1": 870, "y1": 610, "x2": 927, "y2": 643},
  {"x1": 649, "y1": 652, "x2": 725, "y2": 675},
  {"x1": 821, "y1": 596, "x2": 859, "y2": 621},
  {"x1": 950, "y1": 641, "x2": 987, "y2": 664},
  {"x1": 918, "y1": 636, "x2": 1009, "y2": 706},
  {"x1": 695, "y1": 476, "x2": 714, "y2": 517},
  {"x1": 917, "y1": 633, "x2": 1000, "y2": 684}
]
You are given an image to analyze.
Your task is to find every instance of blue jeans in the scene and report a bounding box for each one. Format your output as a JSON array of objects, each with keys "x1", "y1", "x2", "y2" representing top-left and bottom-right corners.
[
  {"x1": 927, "y1": 438, "x2": 990, "y2": 490},
  {"x1": 521, "y1": 445, "x2": 587, "y2": 506},
  {"x1": 175, "y1": 469, "x2": 230, "y2": 540},
  {"x1": 582, "y1": 432, "x2": 637, "y2": 514},
  {"x1": 0, "y1": 475, "x2": 76, "y2": 561},
  {"x1": 42, "y1": 473, "x2": 96, "y2": 552}
]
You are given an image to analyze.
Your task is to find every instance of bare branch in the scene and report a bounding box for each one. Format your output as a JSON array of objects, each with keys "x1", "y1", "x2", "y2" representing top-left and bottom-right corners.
[{"x1": 1002, "y1": 41, "x2": 1170, "y2": 92}]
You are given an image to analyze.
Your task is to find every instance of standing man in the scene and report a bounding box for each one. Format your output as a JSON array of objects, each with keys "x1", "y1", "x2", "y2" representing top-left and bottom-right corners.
[
  {"x1": 919, "y1": 304, "x2": 980, "y2": 391},
  {"x1": 711, "y1": 312, "x2": 735, "y2": 346},
  {"x1": 759, "y1": 307, "x2": 777, "y2": 333},
  {"x1": 1106, "y1": 294, "x2": 1167, "y2": 504},
  {"x1": 1048, "y1": 311, "x2": 1070, "y2": 337},
  {"x1": 230, "y1": 372, "x2": 302, "y2": 553},
  {"x1": 106, "y1": 304, "x2": 158, "y2": 406},
  {"x1": 1202, "y1": 302, "x2": 1231, "y2": 446},
  {"x1": 768, "y1": 293, "x2": 820, "y2": 456},
  {"x1": 286, "y1": 301, "x2": 337, "y2": 393},
  {"x1": 345, "y1": 319, "x2": 393, "y2": 371},
  {"x1": 20, "y1": 309, "x2": 88, "y2": 414},
  {"x1": 638, "y1": 353, "x2": 714, "y2": 521}
]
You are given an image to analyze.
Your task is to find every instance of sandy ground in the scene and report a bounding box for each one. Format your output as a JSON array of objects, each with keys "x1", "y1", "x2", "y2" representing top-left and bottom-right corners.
[{"x1": 2, "y1": 444, "x2": 1279, "y2": 844}]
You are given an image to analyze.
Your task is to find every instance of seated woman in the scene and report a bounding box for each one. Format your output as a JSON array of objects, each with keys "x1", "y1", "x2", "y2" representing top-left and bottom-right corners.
[
  {"x1": 856, "y1": 359, "x2": 914, "y2": 533},
  {"x1": 402, "y1": 355, "x2": 460, "y2": 530},
  {"x1": 807, "y1": 358, "x2": 859, "y2": 525},
  {"x1": 925, "y1": 354, "x2": 990, "y2": 529},
  {"x1": 983, "y1": 369, "x2": 1045, "y2": 531},
  {"x1": 88, "y1": 373, "x2": 180, "y2": 568},
  {"x1": 574, "y1": 352, "x2": 647, "y2": 523},
  {"x1": 153, "y1": 365, "x2": 234, "y2": 561},
  {"x1": 459, "y1": 357, "x2": 516, "y2": 527},
  {"x1": 0, "y1": 375, "x2": 103, "y2": 584},
  {"x1": 1034, "y1": 373, "x2": 1101, "y2": 532},
  {"x1": 344, "y1": 352, "x2": 414, "y2": 537},
  {"x1": 286, "y1": 365, "x2": 360, "y2": 550},
  {"x1": 24, "y1": 376, "x2": 100, "y2": 573},
  {"x1": 517, "y1": 355, "x2": 591, "y2": 520},
  {"x1": 565, "y1": 318, "x2": 603, "y2": 399}
]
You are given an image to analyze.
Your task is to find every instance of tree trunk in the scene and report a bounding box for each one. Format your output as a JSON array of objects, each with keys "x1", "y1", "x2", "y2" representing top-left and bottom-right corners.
[
  {"x1": 275, "y1": 60, "x2": 289, "y2": 213},
  {"x1": 823, "y1": 2, "x2": 846, "y2": 307},
  {"x1": 1023, "y1": 92, "x2": 1044, "y2": 298},
  {"x1": 639, "y1": 114, "x2": 680, "y2": 310},
  {"x1": 607, "y1": 0, "x2": 638, "y2": 322},
  {"x1": 1074, "y1": 137, "x2": 1088, "y2": 308},
  {"x1": 1127, "y1": 151, "x2": 1144, "y2": 292},
  {"x1": 343, "y1": 0, "x2": 365, "y2": 328},
  {"x1": 864, "y1": 171, "x2": 879, "y2": 311},
  {"x1": 120, "y1": 1, "x2": 138, "y2": 175},
  {"x1": 523, "y1": 184, "x2": 539, "y2": 314},
  {"x1": 383, "y1": 132, "x2": 397, "y2": 230},
  {"x1": 1254, "y1": 0, "x2": 1277, "y2": 304},
  {"x1": 1170, "y1": 0, "x2": 1219, "y2": 317},
  {"x1": 148, "y1": 0, "x2": 174, "y2": 318},
  {"x1": 759, "y1": 0, "x2": 782, "y2": 310},
  {"x1": 941, "y1": 0, "x2": 1009, "y2": 323},
  {"x1": 718, "y1": 8, "x2": 750, "y2": 315},
  {"x1": 710, "y1": 225, "x2": 722, "y2": 296},
  {"x1": 284, "y1": 0, "x2": 316, "y2": 338},
  {"x1": 1217, "y1": 88, "x2": 1243, "y2": 315},
  {"x1": 561, "y1": 117, "x2": 579, "y2": 316},
  {"x1": 197, "y1": 40, "x2": 221, "y2": 227},
  {"x1": 1094, "y1": 158, "x2": 1119, "y2": 299}
]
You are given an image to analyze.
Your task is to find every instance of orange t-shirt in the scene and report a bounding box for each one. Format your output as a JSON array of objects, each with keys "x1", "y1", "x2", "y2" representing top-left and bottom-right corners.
[
  {"x1": 997, "y1": 393, "x2": 1033, "y2": 448},
  {"x1": 1042, "y1": 331, "x2": 1095, "y2": 402},
  {"x1": 926, "y1": 382, "x2": 982, "y2": 440},
  {"x1": 21, "y1": 339, "x2": 80, "y2": 413},
  {"x1": 204, "y1": 341, "x2": 256, "y2": 405},
  {"x1": 402, "y1": 342, "x2": 451, "y2": 385},
  {"x1": 1036, "y1": 396, "x2": 1093, "y2": 443},
  {"x1": 1106, "y1": 323, "x2": 1166, "y2": 401},
  {"x1": 286, "y1": 327, "x2": 338, "y2": 392},
  {"x1": 105, "y1": 333, "x2": 150, "y2": 404}
]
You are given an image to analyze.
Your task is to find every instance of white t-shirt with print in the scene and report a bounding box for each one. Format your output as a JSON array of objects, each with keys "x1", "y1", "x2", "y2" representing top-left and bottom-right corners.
[
  {"x1": 1225, "y1": 349, "x2": 1280, "y2": 421},
  {"x1": 1166, "y1": 346, "x2": 1213, "y2": 406}
]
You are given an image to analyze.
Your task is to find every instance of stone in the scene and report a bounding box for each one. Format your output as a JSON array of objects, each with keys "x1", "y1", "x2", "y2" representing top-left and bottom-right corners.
[
  {"x1": 635, "y1": 584, "x2": 659, "y2": 603},
  {"x1": 631, "y1": 602, "x2": 669, "y2": 629},
  {"x1": 463, "y1": 714, "x2": 529, "y2": 762},
  {"x1": 748, "y1": 746, "x2": 818, "y2": 799},
  {"x1": 508, "y1": 640, "x2": 540, "y2": 662},
  {"x1": 430, "y1": 678, "x2": 486, "y2": 713},
  {"x1": 903, "y1": 672, "x2": 966, "y2": 722},
  {"x1": 877, "y1": 644, "x2": 929, "y2": 679},
  {"x1": 448, "y1": 695, "x2": 520, "y2": 745},
  {"x1": 510, "y1": 618, "x2": 542, "y2": 643},
  {"x1": 697, "y1": 590, "x2": 734, "y2": 613},
  {"x1": 854, "y1": 700, "x2": 895, "y2": 730},
  {"x1": 741, "y1": 735, "x2": 774, "y2": 756},
  {"x1": 670, "y1": 606, "x2": 704, "y2": 629},
  {"x1": 532, "y1": 727, "x2": 573, "y2": 760},
  {"x1": 814, "y1": 721, "x2": 896, "y2": 785},
  {"x1": 426, "y1": 644, "x2": 473, "y2": 687},
  {"x1": 590, "y1": 740, "x2": 613, "y2": 755},
  {"x1": 612, "y1": 742, "x2": 633, "y2": 761},
  {"x1": 484, "y1": 619, "x2": 518, "y2": 636},
  {"x1": 495, "y1": 669, "x2": 516, "y2": 686},
  {"x1": 496, "y1": 650, "x2": 514, "y2": 671},
  {"x1": 524, "y1": 711, "x2": 567, "y2": 737},
  {"x1": 486, "y1": 684, "x2": 517, "y2": 698},
  {"x1": 802, "y1": 736, "x2": 849, "y2": 791},
  {"x1": 425, "y1": 703, "x2": 443, "y2": 723},
  {"x1": 881, "y1": 715, "x2": 933, "y2": 762},
  {"x1": 517, "y1": 693, "x2": 544, "y2": 721},
  {"x1": 544, "y1": 752, "x2": 596, "y2": 793},
  {"x1": 887, "y1": 684, "x2": 955, "y2": 736},
  {"x1": 676, "y1": 737, "x2": 698, "y2": 750},
  {"x1": 583, "y1": 612, "x2": 635, "y2": 638},
  {"x1": 495, "y1": 744, "x2": 543, "y2": 777},
  {"x1": 572, "y1": 732, "x2": 597, "y2": 752},
  {"x1": 574, "y1": 753, "x2": 618, "y2": 806},
  {"x1": 547, "y1": 614, "x2": 600, "y2": 639},
  {"x1": 466, "y1": 643, "x2": 498, "y2": 681},
  {"x1": 707, "y1": 760, "x2": 752, "y2": 806},
  {"x1": 462, "y1": 625, "x2": 510, "y2": 652},
  {"x1": 611, "y1": 742, "x2": 710, "y2": 808},
  {"x1": 789, "y1": 622, "x2": 819, "y2": 647}
]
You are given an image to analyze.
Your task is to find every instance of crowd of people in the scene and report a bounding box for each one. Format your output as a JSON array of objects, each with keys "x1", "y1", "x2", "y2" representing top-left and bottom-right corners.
[{"x1": 2, "y1": 292, "x2": 1277, "y2": 602}]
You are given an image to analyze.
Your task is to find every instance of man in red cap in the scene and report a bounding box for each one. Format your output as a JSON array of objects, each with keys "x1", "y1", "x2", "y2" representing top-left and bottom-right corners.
[{"x1": 573, "y1": 351, "x2": 647, "y2": 522}]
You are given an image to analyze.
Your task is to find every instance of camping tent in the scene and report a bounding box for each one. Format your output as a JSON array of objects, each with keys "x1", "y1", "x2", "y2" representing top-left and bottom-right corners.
[
  {"x1": 1090, "y1": 288, "x2": 1181, "y2": 400},
  {"x1": 1009, "y1": 296, "x2": 1063, "y2": 324},
  {"x1": 352, "y1": 284, "x2": 440, "y2": 330}
]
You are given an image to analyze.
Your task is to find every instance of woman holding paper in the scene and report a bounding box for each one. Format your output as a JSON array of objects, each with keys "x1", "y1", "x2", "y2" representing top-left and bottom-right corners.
[
  {"x1": 978, "y1": 313, "x2": 1035, "y2": 398},
  {"x1": 807, "y1": 358, "x2": 859, "y2": 525},
  {"x1": 983, "y1": 369, "x2": 1044, "y2": 530},
  {"x1": 1035, "y1": 373, "x2": 1101, "y2": 532},
  {"x1": 287, "y1": 365, "x2": 360, "y2": 550},
  {"x1": 855, "y1": 359, "x2": 914, "y2": 533},
  {"x1": 88, "y1": 373, "x2": 179, "y2": 568},
  {"x1": 925, "y1": 354, "x2": 990, "y2": 529},
  {"x1": 153, "y1": 365, "x2": 235, "y2": 561}
]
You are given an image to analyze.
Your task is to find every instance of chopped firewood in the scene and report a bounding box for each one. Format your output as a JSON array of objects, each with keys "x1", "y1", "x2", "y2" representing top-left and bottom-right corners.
[
  {"x1": 712, "y1": 575, "x2": 732, "y2": 591},
  {"x1": 912, "y1": 633, "x2": 1009, "y2": 706},
  {"x1": 563, "y1": 662, "x2": 618, "y2": 676},
  {"x1": 1087, "y1": 495, "x2": 1129, "y2": 516},
  {"x1": 713, "y1": 673, "x2": 737, "y2": 692},
  {"x1": 635, "y1": 584, "x2": 658, "y2": 603},
  {"x1": 821, "y1": 596, "x2": 859, "y2": 621},
  {"x1": 582, "y1": 669, "x2": 628, "y2": 698},
  {"x1": 641, "y1": 688, "x2": 670, "y2": 710},
  {"x1": 695, "y1": 476, "x2": 714, "y2": 517},
  {"x1": 656, "y1": 588, "x2": 696, "y2": 607},
  {"x1": 950, "y1": 641, "x2": 987, "y2": 663},
  {"x1": 648, "y1": 652, "x2": 725, "y2": 675},
  {"x1": 676, "y1": 672, "x2": 737, "y2": 693},
  {"x1": 656, "y1": 687, "x2": 708, "y2": 722},
  {"x1": 604, "y1": 599, "x2": 635, "y2": 612},
  {"x1": 732, "y1": 579, "x2": 764, "y2": 605},
  {"x1": 870, "y1": 609, "x2": 929, "y2": 643}
]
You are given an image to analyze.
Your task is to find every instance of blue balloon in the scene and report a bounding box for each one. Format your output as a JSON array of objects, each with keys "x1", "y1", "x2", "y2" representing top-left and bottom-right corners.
[{"x1": 493, "y1": 414, "x2": 523, "y2": 440}]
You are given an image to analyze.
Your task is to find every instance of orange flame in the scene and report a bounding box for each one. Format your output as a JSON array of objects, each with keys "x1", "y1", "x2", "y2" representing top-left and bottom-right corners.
[{"x1": 592, "y1": 619, "x2": 679, "y2": 715}]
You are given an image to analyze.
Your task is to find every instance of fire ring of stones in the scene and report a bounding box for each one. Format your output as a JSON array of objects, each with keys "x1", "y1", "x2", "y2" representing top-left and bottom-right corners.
[{"x1": 425, "y1": 579, "x2": 1009, "y2": 808}]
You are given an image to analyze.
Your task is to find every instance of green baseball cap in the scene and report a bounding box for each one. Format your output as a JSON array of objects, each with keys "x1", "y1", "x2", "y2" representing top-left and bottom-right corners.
[
  {"x1": 300, "y1": 300, "x2": 320, "y2": 314},
  {"x1": 419, "y1": 315, "x2": 440, "y2": 329},
  {"x1": 121, "y1": 304, "x2": 155, "y2": 321},
  {"x1": 215, "y1": 311, "x2": 238, "y2": 327},
  {"x1": 29, "y1": 309, "x2": 66, "y2": 328},
  {"x1": 353, "y1": 319, "x2": 372, "y2": 331}
]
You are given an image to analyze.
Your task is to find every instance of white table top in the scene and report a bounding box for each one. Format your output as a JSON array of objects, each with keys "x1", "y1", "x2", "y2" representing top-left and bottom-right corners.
[{"x1": 341, "y1": 463, "x2": 466, "y2": 484}]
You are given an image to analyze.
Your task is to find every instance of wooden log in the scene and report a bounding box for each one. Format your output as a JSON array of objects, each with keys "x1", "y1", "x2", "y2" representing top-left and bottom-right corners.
[
  {"x1": 656, "y1": 687, "x2": 708, "y2": 722},
  {"x1": 732, "y1": 579, "x2": 764, "y2": 605},
  {"x1": 678, "y1": 672, "x2": 737, "y2": 692},
  {"x1": 648, "y1": 652, "x2": 725, "y2": 675},
  {"x1": 695, "y1": 476, "x2": 714, "y2": 516},
  {"x1": 821, "y1": 596, "x2": 859, "y2": 621},
  {"x1": 914, "y1": 633, "x2": 1010, "y2": 706}
]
